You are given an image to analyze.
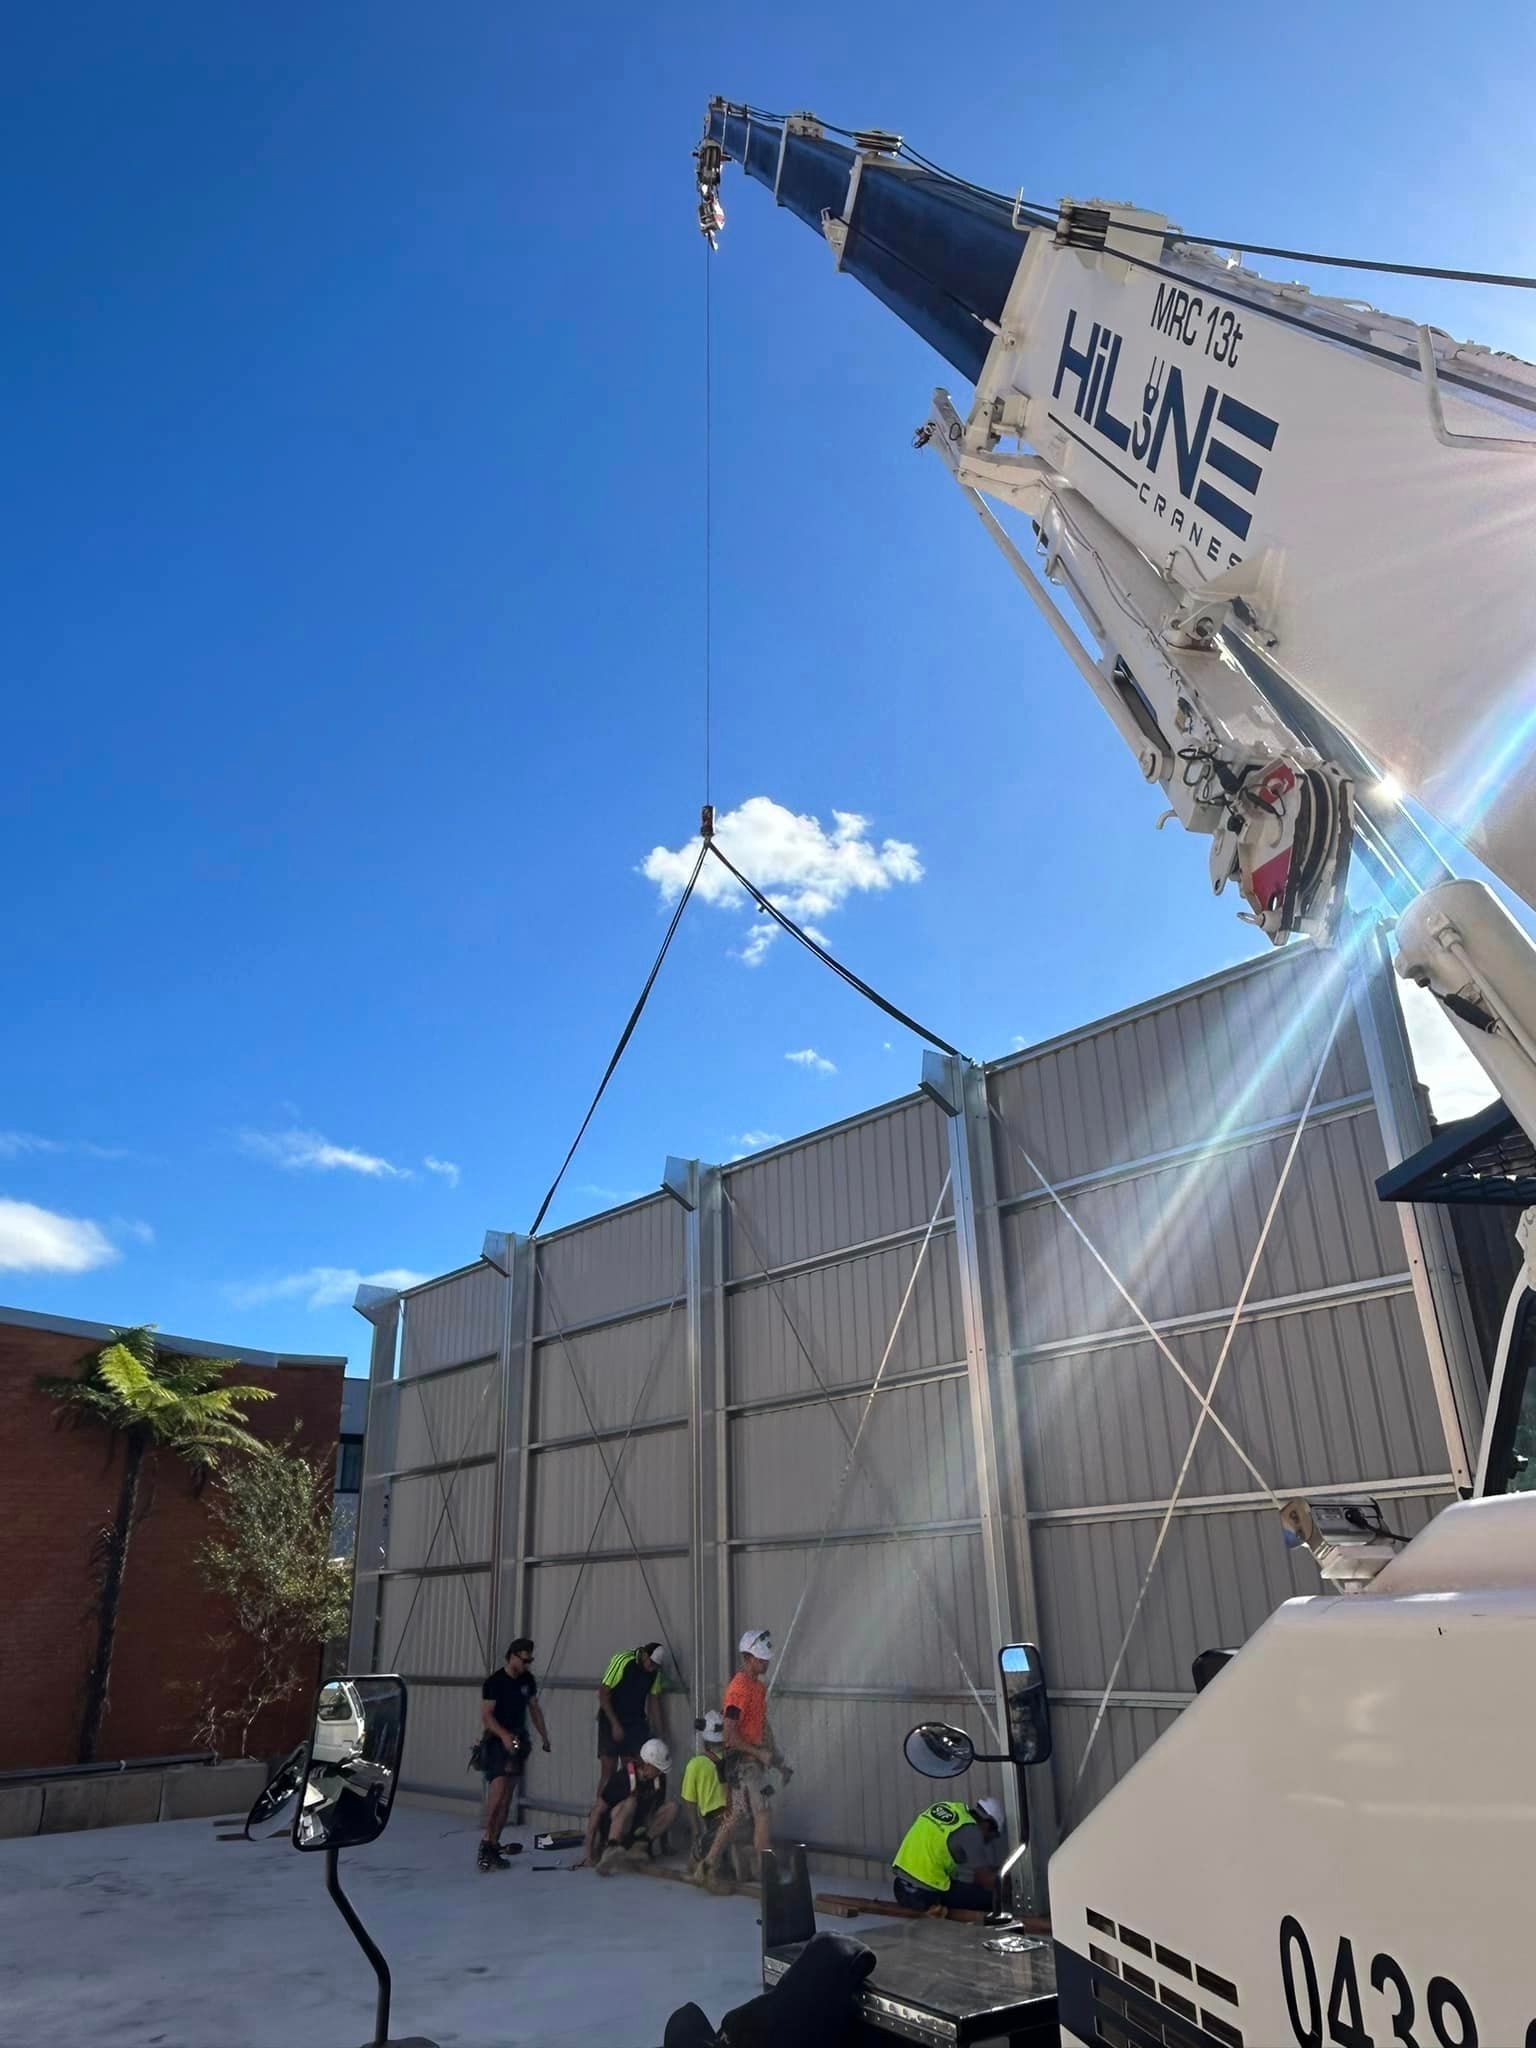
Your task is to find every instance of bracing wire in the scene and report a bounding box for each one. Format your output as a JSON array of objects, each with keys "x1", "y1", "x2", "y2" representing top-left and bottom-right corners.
[
  {"x1": 528, "y1": 836, "x2": 710, "y2": 1237},
  {"x1": 542, "y1": 1290, "x2": 687, "y2": 1684},
  {"x1": 724, "y1": 1180, "x2": 1003, "y2": 1744},
  {"x1": 1065, "y1": 993, "x2": 1349, "y2": 1816}
]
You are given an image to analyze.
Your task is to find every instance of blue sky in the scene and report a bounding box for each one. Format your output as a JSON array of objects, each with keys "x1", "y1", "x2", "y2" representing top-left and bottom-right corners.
[{"x1": 5, "y1": 1, "x2": 1534, "y2": 1373}]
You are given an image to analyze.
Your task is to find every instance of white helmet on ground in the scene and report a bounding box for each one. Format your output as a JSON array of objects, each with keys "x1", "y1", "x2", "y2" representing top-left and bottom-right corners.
[
  {"x1": 697, "y1": 1710, "x2": 725, "y2": 1744},
  {"x1": 739, "y1": 1628, "x2": 773, "y2": 1662},
  {"x1": 975, "y1": 1796, "x2": 1005, "y2": 1829},
  {"x1": 640, "y1": 1738, "x2": 671, "y2": 1772}
]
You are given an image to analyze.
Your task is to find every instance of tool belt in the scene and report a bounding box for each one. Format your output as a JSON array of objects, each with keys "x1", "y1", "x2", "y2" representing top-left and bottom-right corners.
[{"x1": 469, "y1": 1731, "x2": 531, "y2": 1774}]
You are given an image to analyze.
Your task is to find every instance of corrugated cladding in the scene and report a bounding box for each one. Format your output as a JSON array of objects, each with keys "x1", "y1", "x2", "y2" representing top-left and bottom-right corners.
[{"x1": 358, "y1": 946, "x2": 1462, "y2": 1868}]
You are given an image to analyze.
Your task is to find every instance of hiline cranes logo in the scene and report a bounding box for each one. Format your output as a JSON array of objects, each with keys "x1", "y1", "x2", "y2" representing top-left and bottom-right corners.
[{"x1": 1050, "y1": 308, "x2": 1278, "y2": 566}]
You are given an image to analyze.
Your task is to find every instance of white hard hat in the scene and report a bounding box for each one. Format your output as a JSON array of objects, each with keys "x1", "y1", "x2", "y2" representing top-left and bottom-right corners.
[
  {"x1": 739, "y1": 1628, "x2": 773, "y2": 1662},
  {"x1": 640, "y1": 1738, "x2": 671, "y2": 1772},
  {"x1": 976, "y1": 1796, "x2": 1005, "y2": 1829},
  {"x1": 647, "y1": 1644, "x2": 667, "y2": 1664},
  {"x1": 698, "y1": 1710, "x2": 725, "y2": 1744}
]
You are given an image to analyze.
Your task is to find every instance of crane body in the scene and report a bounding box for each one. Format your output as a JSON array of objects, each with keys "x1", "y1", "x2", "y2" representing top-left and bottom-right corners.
[{"x1": 701, "y1": 99, "x2": 1536, "y2": 2048}]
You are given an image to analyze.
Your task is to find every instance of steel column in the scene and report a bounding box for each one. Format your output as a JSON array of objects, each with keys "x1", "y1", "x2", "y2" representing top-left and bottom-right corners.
[
  {"x1": 348, "y1": 1292, "x2": 402, "y2": 1671},
  {"x1": 484, "y1": 1232, "x2": 535, "y2": 1653},
  {"x1": 925, "y1": 1053, "x2": 1058, "y2": 1894},
  {"x1": 1347, "y1": 915, "x2": 1486, "y2": 1487},
  {"x1": 698, "y1": 1164, "x2": 731, "y2": 1708}
]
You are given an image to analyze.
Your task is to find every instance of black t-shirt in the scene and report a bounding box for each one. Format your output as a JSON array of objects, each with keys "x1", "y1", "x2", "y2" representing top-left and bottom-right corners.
[
  {"x1": 606, "y1": 1653, "x2": 656, "y2": 1727},
  {"x1": 600, "y1": 1759, "x2": 665, "y2": 1814},
  {"x1": 482, "y1": 1667, "x2": 538, "y2": 1737}
]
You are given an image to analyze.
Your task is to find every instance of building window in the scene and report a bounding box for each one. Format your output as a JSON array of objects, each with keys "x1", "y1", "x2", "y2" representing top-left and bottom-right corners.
[{"x1": 337, "y1": 1437, "x2": 364, "y2": 1494}]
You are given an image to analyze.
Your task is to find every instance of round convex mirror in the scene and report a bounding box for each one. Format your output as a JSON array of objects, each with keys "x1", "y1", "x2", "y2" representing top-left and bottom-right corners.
[{"x1": 904, "y1": 1721, "x2": 975, "y2": 1779}]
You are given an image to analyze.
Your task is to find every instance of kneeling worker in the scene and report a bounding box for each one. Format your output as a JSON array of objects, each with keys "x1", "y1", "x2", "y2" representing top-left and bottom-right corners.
[
  {"x1": 587, "y1": 1737, "x2": 677, "y2": 1874},
  {"x1": 892, "y1": 1795, "x2": 1004, "y2": 1913},
  {"x1": 681, "y1": 1711, "x2": 728, "y2": 1874}
]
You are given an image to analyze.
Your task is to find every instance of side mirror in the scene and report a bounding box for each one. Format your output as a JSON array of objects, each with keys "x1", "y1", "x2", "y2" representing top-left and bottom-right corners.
[
  {"x1": 292, "y1": 1674, "x2": 407, "y2": 1853},
  {"x1": 903, "y1": 1721, "x2": 976, "y2": 1779},
  {"x1": 999, "y1": 1642, "x2": 1052, "y2": 1766}
]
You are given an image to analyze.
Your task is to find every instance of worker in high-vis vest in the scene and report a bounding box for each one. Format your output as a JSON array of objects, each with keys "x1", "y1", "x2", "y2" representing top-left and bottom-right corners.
[{"x1": 891, "y1": 1796, "x2": 1005, "y2": 1912}]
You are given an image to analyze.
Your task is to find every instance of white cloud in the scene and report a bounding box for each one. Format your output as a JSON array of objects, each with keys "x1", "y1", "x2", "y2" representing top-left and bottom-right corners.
[
  {"x1": 640, "y1": 797, "x2": 923, "y2": 961},
  {"x1": 229, "y1": 1265, "x2": 432, "y2": 1311},
  {"x1": 737, "y1": 922, "x2": 778, "y2": 968},
  {"x1": 240, "y1": 1129, "x2": 410, "y2": 1179},
  {"x1": 0, "y1": 1131, "x2": 130, "y2": 1161},
  {"x1": 112, "y1": 1218, "x2": 156, "y2": 1246},
  {"x1": 786, "y1": 1048, "x2": 837, "y2": 1077},
  {"x1": 423, "y1": 1156, "x2": 461, "y2": 1188},
  {"x1": 1398, "y1": 978, "x2": 1500, "y2": 1123},
  {"x1": 1011, "y1": 1034, "x2": 1028, "y2": 1051},
  {"x1": 735, "y1": 1131, "x2": 783, "y2": 1150},
  {"x1": 0, "y1": 1199, "x2": 119, "y2": 1274},
  {"x1": 883, "y1": 1041, "x2": 893, "y2": 1053},
  {"x1": 577, "y1": 1183, "x2": 647, "y2": 1206}
]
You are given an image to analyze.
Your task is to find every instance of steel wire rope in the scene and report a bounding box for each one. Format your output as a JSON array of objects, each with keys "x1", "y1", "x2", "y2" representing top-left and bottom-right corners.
[
  {"x1": 722, "y1": 1181, "x2": 1002, "y2": 1742},
  {"x1": 1065, "y1": 992, "x2": 1348, "y2": 1815},
  {"x1": 539, "y1": 1264, "x2": 689, "y2": 1695},
  {"x1": 529, "y1": 836, "x2": 710, "y2": 1237},
  {"x1": 704, "y1": 243, "x2": 713, "y2": 807},
  {"x1": 540, "y1": 1289, "x2": 689, "y2": 1686}
]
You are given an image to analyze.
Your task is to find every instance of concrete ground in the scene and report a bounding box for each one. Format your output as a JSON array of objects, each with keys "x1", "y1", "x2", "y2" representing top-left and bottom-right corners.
[{"x1": 0, "y1": 1805, "x2": 886, "y2": 2048}]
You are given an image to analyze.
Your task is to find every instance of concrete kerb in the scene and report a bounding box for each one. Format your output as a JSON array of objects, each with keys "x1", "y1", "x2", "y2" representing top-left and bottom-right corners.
[
  {"x1": 159, "y1": 1759, "x2": 270, "y2": 1821},
  {"x1": 0, "y1": 1785, "x2": 43, "y2": 1839},
  {"x1": 38, "y1": 1773, "x2": 163, "y2": 1834}
]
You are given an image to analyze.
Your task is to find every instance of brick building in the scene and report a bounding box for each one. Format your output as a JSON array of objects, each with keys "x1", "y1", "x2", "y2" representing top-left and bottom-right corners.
[{"x1": 0, "y1": 1305, "x2": 345, "y2": 1771}]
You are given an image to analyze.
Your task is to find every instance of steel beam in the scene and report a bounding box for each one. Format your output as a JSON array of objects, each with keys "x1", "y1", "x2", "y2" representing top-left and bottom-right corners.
[{"x1": 486, "y1": 1233, "x2": 535, "y2": 1656}]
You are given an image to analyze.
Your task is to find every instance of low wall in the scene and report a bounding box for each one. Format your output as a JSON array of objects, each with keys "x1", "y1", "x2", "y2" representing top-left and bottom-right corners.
[{"x1": 0, "y1": 1758, "x2": 271, "y2": 1838}]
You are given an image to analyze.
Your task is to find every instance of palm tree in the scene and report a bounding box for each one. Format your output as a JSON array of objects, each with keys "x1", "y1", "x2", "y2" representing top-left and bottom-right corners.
[{"x1": 38, "y1": 1327, "x2": 275, "y2": 1763}]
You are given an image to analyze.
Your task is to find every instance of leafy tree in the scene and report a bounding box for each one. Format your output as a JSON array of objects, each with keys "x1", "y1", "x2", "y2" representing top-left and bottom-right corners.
[
  {"x1": 38, "y1": 1328, "x2": 273, "y2": 1762},
  {"x1": 188, "y1": 1440, "x2": 352, "y2": 1756}
]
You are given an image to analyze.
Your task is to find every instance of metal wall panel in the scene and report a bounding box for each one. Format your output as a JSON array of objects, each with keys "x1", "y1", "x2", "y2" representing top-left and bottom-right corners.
[
  {"x1": 1002, "y1": 1112, "x2": 1405, "y2": 1350},
  {"x1": 523, "y1": 1556, "x2": 693, "y2": 1689},
  {"x1": 1018, "y1": 1290, "x2": 1447, "y2": 1511},
  {"x1": 386, "y1": 1462, "x2": 496, "y2": 1574},
  {"x1": 989, "y1": 950, "x2": 1366, "y2": 1195},
  {"x1": 1049, "y1": 1702, "x2": 1184, "y2": 1827},
  {"x1": 378, "y1": 1570, "x2": 491, "y2": 1680},
  {"x1": 723, "y1": 1099, "x2": 951, "y2": 1271},
  {"x1": 728, "y1": 1377, "x2": 978, "y2": 1541},
  {"x1": 400, "y1": 1265, "x2": 505, "y2": 1378},
  {"x1": 527, "y1": 1429, "x2": 692, "y2": 1555},
  {"x1": 726, "y1": 1234, "x2": 964, "y2": 1405},
  {"x1": 393, "y1": 1359, "x2": 499, "y2": 1474},
  {"x1": 535, "y1": 1198, "x2": 684, "y2": 1333},
  {"x1": 533, "y1": 1307, "x2": 686, "y2": 1440},
  {"x1": 732, "y1": 1533, "x2": 991, "y2": 1694},
  {"x1": 399, "y1": 1680, "x2": 483, "y2": 1799}
]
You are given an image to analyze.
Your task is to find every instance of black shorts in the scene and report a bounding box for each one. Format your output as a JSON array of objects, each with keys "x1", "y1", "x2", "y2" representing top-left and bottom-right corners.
[
  {"x1": 596, "y1": 1715, "x2": 648, "y2": 1762},
  {"x1": 481, "y1": 1733, "x2": 529, "y2": 1783}
]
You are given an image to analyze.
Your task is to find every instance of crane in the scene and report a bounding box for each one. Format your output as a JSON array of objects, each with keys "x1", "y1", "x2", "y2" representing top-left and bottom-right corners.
[{"x1": 698, "y1": 101, "x2": 1536, "y2": 2048}]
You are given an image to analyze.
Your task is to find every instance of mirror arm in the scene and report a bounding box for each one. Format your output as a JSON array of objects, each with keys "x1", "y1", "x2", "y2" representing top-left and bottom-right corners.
[{"x1": 326, "y1": 1844, "x2": 392, "y2": 2048}]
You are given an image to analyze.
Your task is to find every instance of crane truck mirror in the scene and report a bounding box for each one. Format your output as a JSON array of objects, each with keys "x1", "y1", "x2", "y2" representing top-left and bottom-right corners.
[
  {"x1": 999, "y1": 1642, "x2": 1053, "y2": 1766},
  {"x1": 904, "y1": 1721, "x2": 976, "y2": 1779},
  {"x1": 292, "y1": 1675, "x2": 406, "y2": 1853}
]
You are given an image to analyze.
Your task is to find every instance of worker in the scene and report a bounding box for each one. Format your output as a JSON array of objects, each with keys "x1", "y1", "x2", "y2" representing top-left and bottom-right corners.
[
  {"x1": 596, "y1": 1641, "x2": 667, "y2": 1788},
  {"x1": 587, "y1": 1737, "x2": 677, "y2": 1874},
  {"x1": 681, "y1": 1711, "x2": 729, "y2": 1875},
  {"x1": 476, "y1": 1637, "x2": 550, "y2": 1873},
  {"x1": 891, "y1": 1795, "x2": 1004, "y2": 1913},
  {"x1": 698, "y1": 1627, "x2": 782, "y2": 1893}
]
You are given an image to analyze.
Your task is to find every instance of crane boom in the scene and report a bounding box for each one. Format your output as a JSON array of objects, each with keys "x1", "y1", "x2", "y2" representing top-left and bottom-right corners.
[{"x1": 699, "y1": 102, "x2": 1536, "y2": 946}]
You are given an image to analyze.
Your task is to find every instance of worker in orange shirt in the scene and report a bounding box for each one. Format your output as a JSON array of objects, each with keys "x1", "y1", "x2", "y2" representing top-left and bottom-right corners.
[{"x1": 696, "y1": 1627, "x2": 787, "y2": 1893}]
